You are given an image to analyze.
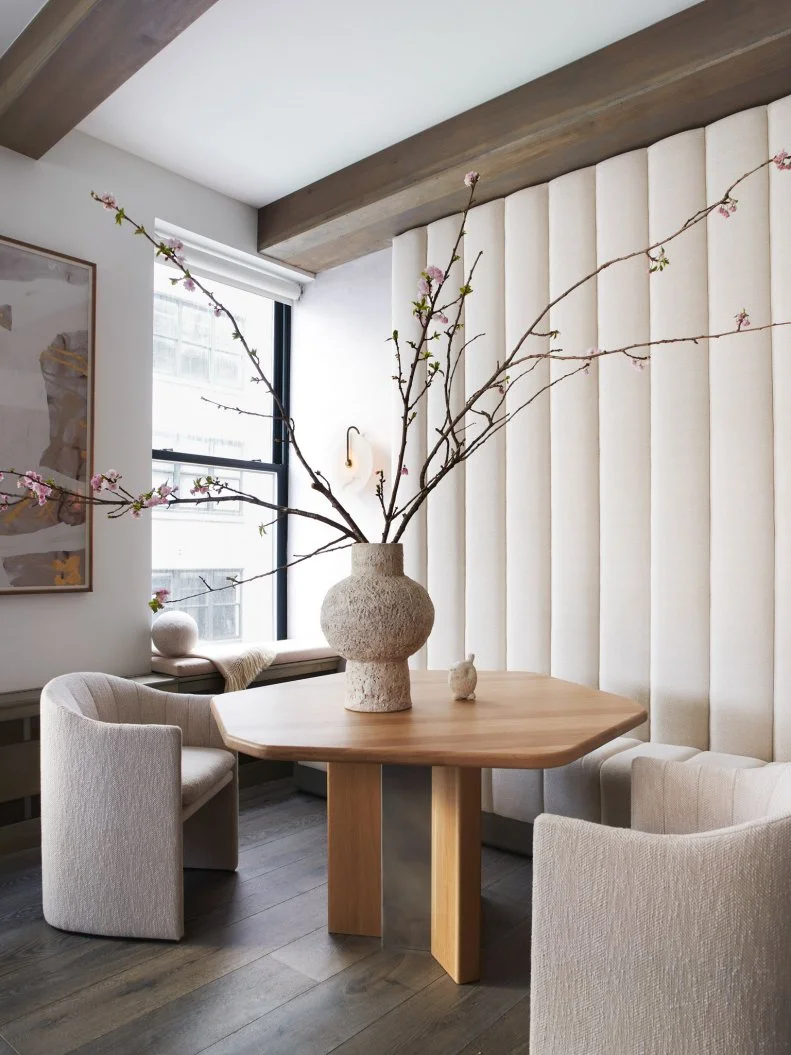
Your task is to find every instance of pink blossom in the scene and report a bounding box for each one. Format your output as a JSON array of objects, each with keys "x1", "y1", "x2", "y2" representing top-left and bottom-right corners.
[
  {"x1": 212, "y1": 305, "x2": 223, "y2": 318},
  {"x1": 143, "y1": 493, "x2": 168, "y2": 508},
  {"x1": 191, "y1": 482, "x2": 211, "y2": 496},
  {"x1": 166, "y1": 237, "x2": 184, "y2": 254},
  {"x1": 90, "y1": 473, "x2": 104, "y2": 493},
  {"x1": 183, "y1": 277, "x2": 197, "y2": 292},
  {"x1": 17, "y1": 470, "x2": 52, "y2": 505},
  {"x1": 718, "y1": 197, "x2": 737, "y2": 219},
  {"x1": 0, "y1": 495, "x2": 7, "y2": 512},
  {"x1": 0, "y1": 472, "x2": 3, "y2": 482},
  {"x1": 104, "y1": 470, "x2": 121, "y2": 491},
  {"x1": 97, "y1": 192, "x2": 117, "y2": 211},
  {"x1": 774, "y1": 150, "x2": 791, "y2": 171},
  {"x1": 735, "y1": 309, "x2": 751, "y2": 331},
  {"x1": 436, "y1": 313, "x2": 449, "y2": 325},
  {"x1": 417, "y1": 277, "x2": 430, "y2": 297},
  {"x1": 400, "y1": 466, "x2": 409, "y2": 476},
  {"x1": 157, "y1": 482, "x2": 177, "y2": 499},
  {"x1": 154, "y1": 588, "x2": 170, "y2": 604},
  {"x1": 464, "y1": 171, "x2": 479, "y2": 187},
  {"x1": 130, "y1": 507, "x2": 142, "y2": 519},
  {"x1": 425, "y1": 265, "x2": 444, "y2": 284}
]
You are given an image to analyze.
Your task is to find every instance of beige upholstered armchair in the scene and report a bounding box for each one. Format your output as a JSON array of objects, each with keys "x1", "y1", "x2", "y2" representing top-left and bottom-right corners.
[
  {"x1": 530, "y1": 758, "x2": 791, "y2": 1055},
  {"x1": 40, "y1": 672, "x2": 238, "y2": 941}
]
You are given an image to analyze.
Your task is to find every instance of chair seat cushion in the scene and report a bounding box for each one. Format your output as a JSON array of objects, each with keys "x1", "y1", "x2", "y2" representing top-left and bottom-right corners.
[{"x1": 181, "y1": 747, "x2": 235, "y2": 807}]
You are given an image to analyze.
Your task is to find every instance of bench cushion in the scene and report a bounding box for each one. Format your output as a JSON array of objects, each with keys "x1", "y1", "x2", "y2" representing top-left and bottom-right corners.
[{"x1": 152, "y1": 640, "x2": 338, "y2": 677}]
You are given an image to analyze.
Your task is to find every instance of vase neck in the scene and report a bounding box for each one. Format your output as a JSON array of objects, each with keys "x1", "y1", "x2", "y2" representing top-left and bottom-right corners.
[{"x1": 351, "y1": 543, "x2": 404, "y2": 577}]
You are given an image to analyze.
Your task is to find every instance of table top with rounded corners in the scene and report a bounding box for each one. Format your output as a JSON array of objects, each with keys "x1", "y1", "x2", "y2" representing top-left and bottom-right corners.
[{"x1": 211, "y1": 669, "x2": 646, "y2": 769}]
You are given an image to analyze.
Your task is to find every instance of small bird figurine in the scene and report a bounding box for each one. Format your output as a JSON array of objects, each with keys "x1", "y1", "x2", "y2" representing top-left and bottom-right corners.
[{"x1": 449, "y1": 653, "x2": 477, "y2": 701}]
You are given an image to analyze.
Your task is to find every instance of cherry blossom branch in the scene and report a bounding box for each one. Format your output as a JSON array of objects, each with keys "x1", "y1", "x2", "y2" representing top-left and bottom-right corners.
[
  {"x1": 200, "y1": 396, "x2": 277, "y2": 419},
  {"x1": 381, "y1": 176, "x2": 478, "y2": 540},
  {"x1": 392, "y1": 153, "x2": 791, "y2": 538},
  {"x1": 164, "y1": 534, "x2": 353, "y2": 605},
  {"x1": 0, "y1": 470, "x2": 358, "y2": 538},
  {"x1": 91, "y1": 194, "x2": 368, "y2": 543}
]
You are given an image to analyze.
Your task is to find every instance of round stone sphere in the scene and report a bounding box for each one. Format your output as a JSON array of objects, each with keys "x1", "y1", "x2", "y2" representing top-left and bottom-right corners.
[{"x1": 152, "y1": 610, "x2": 199, "y2": 657}]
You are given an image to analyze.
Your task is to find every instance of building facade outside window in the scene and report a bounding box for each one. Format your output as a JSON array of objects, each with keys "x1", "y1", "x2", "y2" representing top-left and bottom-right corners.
[{"x1": 151, "y1": 263, "x2": 290, "y2": 642}]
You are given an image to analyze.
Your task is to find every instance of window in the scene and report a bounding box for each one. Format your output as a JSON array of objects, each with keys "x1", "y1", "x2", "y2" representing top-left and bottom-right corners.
[
  {"x1": 152, "y1": 569, "x2": 242, "y2": 640},
  {"x1": 151, "y1": 264, "x2": 290, "y2": 643}
]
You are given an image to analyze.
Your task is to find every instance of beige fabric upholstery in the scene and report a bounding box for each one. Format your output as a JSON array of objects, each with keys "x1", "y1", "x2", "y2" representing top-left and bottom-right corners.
[
  {"x1": 41, "y1": 672, "x2": 238, "y2": 941},
  {"x1": 391, "y1": 97, "x2": 791, "y2": 832},
  {"x1": 598, "y1": 741, "x2": 701, "y2": 827},
  {"x1": 181, "y1": 746, "x2": 235, "y2": 807},
  {"x1": 530, "y1": 759, "x2": 791, "y2": 1054},
  {"x1": 151, "y1": 639, "x2": 338, "y2": 677},
  {"x1": 543, "y1": 736, "x2": 641, "y2": 822},
  {"x1": 632, "y1": 757, "x2": 791, "y2": 834}
]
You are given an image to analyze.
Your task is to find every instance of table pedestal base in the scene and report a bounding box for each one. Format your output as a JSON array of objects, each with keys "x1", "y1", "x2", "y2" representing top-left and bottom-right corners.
[{"x1": 327, "y1": 761, "x2": 482, "y2": 984}]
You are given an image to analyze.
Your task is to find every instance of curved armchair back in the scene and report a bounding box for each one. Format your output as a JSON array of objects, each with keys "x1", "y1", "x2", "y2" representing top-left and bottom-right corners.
[
  {"x1": 632, "y1": 757, "x2": 791, "y2": 834},
  {"x1": 41, "y1": 672, "x2": 225, "y2": 748}
]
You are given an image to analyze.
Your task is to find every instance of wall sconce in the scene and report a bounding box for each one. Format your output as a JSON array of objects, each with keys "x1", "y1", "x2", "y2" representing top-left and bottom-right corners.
[{"x1": 337, "y1": 424, "x2": 373, "y2": 493}]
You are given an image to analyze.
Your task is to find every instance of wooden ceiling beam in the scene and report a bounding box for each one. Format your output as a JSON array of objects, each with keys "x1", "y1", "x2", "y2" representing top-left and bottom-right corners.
[
  {"x1": 257, "y1": 0, "x2": 791, "y2": 272},
  {"x1": 0, "y1": 0, "x2": 222, "y2": 159}
]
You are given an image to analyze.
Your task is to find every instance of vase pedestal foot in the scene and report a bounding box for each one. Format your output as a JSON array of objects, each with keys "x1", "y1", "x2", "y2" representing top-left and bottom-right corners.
[{"x1": 344, "y1": 659, "x2": 412, "y2": 713}]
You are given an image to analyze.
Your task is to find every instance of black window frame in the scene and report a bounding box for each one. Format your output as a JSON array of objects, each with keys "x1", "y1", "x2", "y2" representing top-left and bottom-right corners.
[{"x1": 152, "y1": 299, "x2": 291, "y2": 640}]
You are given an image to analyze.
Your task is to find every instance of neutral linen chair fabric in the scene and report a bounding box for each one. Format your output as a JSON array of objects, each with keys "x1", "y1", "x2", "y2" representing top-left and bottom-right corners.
[
  {"x1": 41, "y1": 672, "x2": 238, "y2": 941},
  {"x1": 530, "y1": 759, "x2": 791, "y2": 1055}
]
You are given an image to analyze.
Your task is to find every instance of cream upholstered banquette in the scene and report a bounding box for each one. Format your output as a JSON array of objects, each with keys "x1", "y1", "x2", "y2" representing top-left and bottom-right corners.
[{"x1": 388, "y1": 94, "x2": 791, "y2": 829}]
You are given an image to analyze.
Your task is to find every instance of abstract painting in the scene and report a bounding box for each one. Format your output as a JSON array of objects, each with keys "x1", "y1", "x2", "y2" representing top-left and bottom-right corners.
[{"x1": 0, "y1": 236, "x2": 95, "y2": 593}]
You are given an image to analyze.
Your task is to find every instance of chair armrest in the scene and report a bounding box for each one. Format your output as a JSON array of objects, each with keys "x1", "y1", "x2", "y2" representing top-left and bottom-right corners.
[{"x1": 530, "y1": 812, "x2": 791, "y2": 1055}]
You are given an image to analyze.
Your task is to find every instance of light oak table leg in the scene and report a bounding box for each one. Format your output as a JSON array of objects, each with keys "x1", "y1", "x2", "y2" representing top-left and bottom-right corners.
[
  {"x1": 327, "y1": 761, "x2": 382, "y2": 937},
  {"x1": 431, "y1": 766, "x2": 482, "y2": 984}
]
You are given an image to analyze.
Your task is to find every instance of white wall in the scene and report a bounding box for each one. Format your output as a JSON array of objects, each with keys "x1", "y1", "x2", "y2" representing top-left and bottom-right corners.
[
  {"x1": 288, "y1": 248, "x2": 393, "y2": 639},
  {"x1": 0, "y1": 131, "x2": 256, "y2": 692}
]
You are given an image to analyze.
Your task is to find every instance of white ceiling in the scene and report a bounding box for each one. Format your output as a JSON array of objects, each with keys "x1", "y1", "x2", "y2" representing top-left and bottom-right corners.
[
  {"x1": 3, "y1": 0, "x2": 702, "y2": 207},
  {"x1": 0, "y1": 0, "x2": 47, "y2": 55}
]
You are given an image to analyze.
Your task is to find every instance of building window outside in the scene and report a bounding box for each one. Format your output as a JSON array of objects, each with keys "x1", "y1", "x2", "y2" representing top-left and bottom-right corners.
[{"x1": 151, "y1": 263, "x2": 289, "y2": 643}]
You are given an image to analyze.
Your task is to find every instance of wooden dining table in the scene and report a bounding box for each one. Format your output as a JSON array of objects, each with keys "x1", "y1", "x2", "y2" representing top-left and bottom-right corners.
[{"x1": 211, "y1": 669, "x2": 646, "y2": 984}]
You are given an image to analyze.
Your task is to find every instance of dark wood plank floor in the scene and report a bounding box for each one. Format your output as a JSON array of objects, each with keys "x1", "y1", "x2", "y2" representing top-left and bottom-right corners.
[{"x1": 0, "y1": 784, "x2": 532, "y2": 1055}]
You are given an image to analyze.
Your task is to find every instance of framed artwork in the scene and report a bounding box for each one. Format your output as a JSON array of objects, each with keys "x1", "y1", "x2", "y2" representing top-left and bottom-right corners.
[{"x1": 0, "y1": 235, "x2": 96, "y2": 593}]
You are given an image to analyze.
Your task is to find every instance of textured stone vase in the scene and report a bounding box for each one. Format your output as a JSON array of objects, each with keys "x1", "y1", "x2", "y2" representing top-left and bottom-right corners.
[{"x1": 320, "y1": 543, "x2": 435, "y2": 712}]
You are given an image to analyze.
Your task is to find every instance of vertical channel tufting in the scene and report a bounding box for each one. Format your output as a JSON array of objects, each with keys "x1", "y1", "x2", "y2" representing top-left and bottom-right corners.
[
  {"x1": 548, "y1": 168, "x2": 600, "y2": 687},
  {"x1": 392, "y1": 229, "x2": 428, "y2": 668},
  {"x1": 426, "y1": 215, "x2": 466, "y2": 669},
  {"x1": 393, "y1": 94, "x2": 791, "y2": 795},
  {"x1": 770, "y1": 97, "x2": 791, "y2": 762},
  {"x1": 464, "y1": 200, "x2": 507, "y2": 669},
  {"x1": 596, "y1": 150, "x2": 651, "y2": 738},
  {"x1": 707, "y1": 108, "x2": 774, "y2": 761},
  {"x1": 493, "y1": 186, "x2": 550, "y2": 823},
  {"x1": 503, "y1": 185, "x2": 551, "y2": 674},
  {"x1": 648, "y1": 129, "x2": 711, "y2": 751}
]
